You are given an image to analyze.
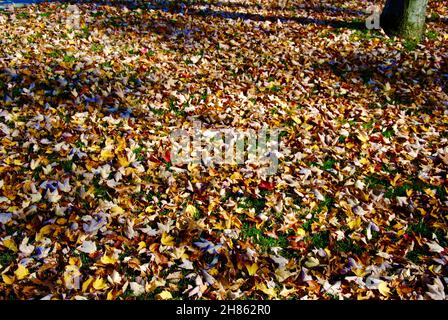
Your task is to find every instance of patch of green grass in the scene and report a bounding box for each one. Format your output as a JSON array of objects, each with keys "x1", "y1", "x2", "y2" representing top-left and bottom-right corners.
[
  {"x1": 149, "y1": 106, "x2": 166, "y2": 116},
  {"x1": 426, "y1": 30, "x2": 439, "y2": 40},
  {"x1": 32, "y1": 165, "x2": 43, "y2": 180},
  {"x1": 269, "y1": 84, "x2": 283, "y2": 93},
  {"x1": 381, "y1": 128, "x2": 395, "y2": 139},
  {"x1": 0, "y1": 252, "x2": 17, "y2": 266},
  {"x1": 49, "y1": 49, "x2": 63, "y2": 58},
  {"x1": 336, "y1": 238, "x2": 364, "y2": 255},
  {"x1": 302, "y1": 217, "x2": 316, "y2": 232},
  {"x1": 403, "y1": 39, "x2": 418, "y2": 51},
  {"x1": 311, "y1": 231, "x2": 329, "y2": 249},
  {"x1": 319, "y1": 196, "x2": 334, "y2": 211},
  {"x1": 360, "y1": 68, "x2": 374, "y2": 84},
  {"x1": 16, "y1": 12, "x2": 29, "y2": 19},
  {"x1": 407, "y1": 220, "x2": 432, "y2": 238},
  {"x1": 241, "y1": 223, "x2": 288, "y2": 251},
  {"x1": 91, "y1": 43, "x2": 104, "y2": 52},
  {"x1": 63, "y1": 55, "x2": 77, "y2": 63},
  {"x1": 168, "y1": 98, "x2": 187, "y2": 117},
  {"x1": 385, "y1": 184, "x2": 411, "y2": 198},
  {"x1": 146, "y1": 50, "x2": 156, "y2": 57},
  {"x1": 101, "y1": 61, "x2": 113, "y2": 69},
  {"x1": 75, "y1": 140, "x2": 85, "y2": 149},
  {"x1": 350, "y1": 28, "x2": 384, "y2": 41},
  {"x1": 78, "y1": 252, "x2": 93, "y2": 271},
  {"x1": 381, "y1": 164, "x2": 399, "y2": 174},
  {"x1": 362, "y1": 120, "x2": 375, "y2": 130},
  {"x1": 406, "y1": 248, "x2": 428, "y2": 264},
  {"x1": 132, "y1": 146, "x2": 145, "y2": 160},
  {"x1": 238, "y1": 197, "x2": 266, "y2": 214},
  {"x1": 39, "y1": 12, "x2": 51, "y2": 17},
  {"x1": 91, "y1": 11, "x2": 104, "y2": 17},
  {"x1": 92, "y1": 175, "x2": 112, "y2": 200},
  {"x1": 60, "y1": 159, "x2": 74, "y2": 172},
  {"x1": 365, "y1": 174, "x2": 390, "y2": 189},
  {"x1": 321, "y1": 158, "x2": 336, "y2": 170}
]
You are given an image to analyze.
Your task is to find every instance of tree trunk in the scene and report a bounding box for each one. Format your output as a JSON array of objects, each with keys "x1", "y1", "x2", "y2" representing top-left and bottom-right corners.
[{"x1": 380, "y1": 0, "x2": 429, "y2": 42}]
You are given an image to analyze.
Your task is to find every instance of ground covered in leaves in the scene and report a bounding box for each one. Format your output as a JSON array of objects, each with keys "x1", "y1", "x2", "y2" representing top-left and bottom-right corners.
[{"x1": 0, "y1": 0, "x2": 447, "y2": 300}]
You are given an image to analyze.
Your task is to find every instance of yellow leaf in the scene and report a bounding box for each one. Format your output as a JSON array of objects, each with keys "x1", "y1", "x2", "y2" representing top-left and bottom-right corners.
[
  {"x1": 100, "y1": 255, "x2": 117, "y2": 265},
  {"x1": 256, "y1": 283, "x2": 277, "y2": 298},
  {"x1": 116, "y1": 137, "x2": 127, "y2": 152},
  {"x1": 36, "y1": 225, "x2": 53, "y2": 241},
  {"x1": 100, "y1": 149, "x2": 114, "y2": 161},
  {"x1": 296, "y1": 228, "x2": 306, "y2": 238},
  {"x1": 353, "y1": 268, "x2": 366, "y2": 277},
  {"x1": 2, "y1": 274, "x2": 14, "y2": 285},
  {"x1": 185, "y1": 204, "x2": 197, "y2": 216},
  {"x1": 82, "y1": 277, "x2": 94, "y2": 292},
  {"x1": 348, "y1": 216, "x2": 362, "y2": 230},
  {"x1": 378, "y1": 281, "x2": 390, "y2": 297},
  {"x1": 92, "y1": 278, "x2": 108, "y2": 290},
  {"x1": 424, "y1": 188, "x2": 436, "y2": 198},
  {"x1": 358, "y1": 133, "x2": 369, "y2": 143},
  {"x1": 245, "y1": 263, "x2": 258, "y2": 276},
  {"x1": 157, "y1": 290, "x2": 173, "y2": 300},
  {"x1": 14, "y1": 264, "x2": 29, "y2": 280},
  {"x1": 110, "y1": 205, "x2": 124, "y2": 216},
  {"x1": 291, "y1": 116, "x2": 301, "y2": 124},
  {"x1": 230, "y1": 172, "x2": 242, "y2": 180},
  {"x1": 137, "y1": 241, "x2": 146, "y2": 251},
  {"x1": 117, "y1": 154, "x2": 130, "y2": 167},
  {"x1": 107, "y1": 290, "x2": 115, "y2": 300},
  {"x1": 2, "y1": 238, "x2": 18, "y2": 252},
  {"x1": 359, "y1": 158, "x2": 369, "y2": 165},
  {"x1": 304, "y1": 257, "x2": 320, "y2": 268},
  {"x1": 161, "y1": 233, "x2": 175, "y2": 246},
  {"x1": 69, "y1": 257, "x2": 81, "y2": 266}
]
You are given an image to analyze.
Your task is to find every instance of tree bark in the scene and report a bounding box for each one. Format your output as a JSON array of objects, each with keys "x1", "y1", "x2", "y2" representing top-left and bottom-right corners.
[{"x1": 380, "y1": 0, "x2": 429, "y2": 42}]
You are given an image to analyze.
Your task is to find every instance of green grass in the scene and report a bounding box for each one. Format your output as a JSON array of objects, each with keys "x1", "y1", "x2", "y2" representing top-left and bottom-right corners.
[
  {"x1": 49, "y1": 50, "x2": 63, "y2": 58},
  {"x1": 238, "y1": 197, "x2": 266, "y2": 214},
  {"x1": 269, "y1": 85, "x2": 283, "y2": 93},
  {"x1": 336, "y1": 238, "x2": 364, "y2": 255},
  {"x1": 63, "y1": 55, "x2": 77, "y2": 63},
  {"x1": 132, "y1": 146, "x2": 146, "y2": 161},
  {"x1": 407, "y1": 220, "x2": 432, "y2": 238},
  {"x1": 16, "y1": 12, "x2": 29, "y2": 19},
  {"x1": 362, "y1": 120, "x2": 375, "y2": 130},
  {"x1": 302, "y1": 217, "x2": 316, "y2": 232},
  {"x1": 0, "y1": 252, "x2": 17, "y2": 266},
  {"x1": 92, "y1": 175, "x2": 113, "y2": 200},
  {"x1": 311, "y1": 231, "x2": 329, "y2": 249},
  {"x1": 241, "y1": 223, "x2": 288, "y2": 251},
  {"x1": 91, "y1": 11, "x2": 105, "y2": 17},
  {"x1": 403, "y1": 39, "x2": 418, "y2": 51},
  {"x1": 321, "y1": 158, "x2": 336, "y2": 170},
  {"x1": 60, "y1": 159, "x2": 74, "y2": 172},
  {"x1": 101, "y1": 61, "x2": 113, "y2": 69},
  {"x1": 381, "y1": 128, "x2": 395, "y2": 139},
  {"x1": 365, "y1": 174, "x2": 390, "y2": 189},
  {"x1": 406, "y1": 248, "x2": 429, "y2": 264},
  {"x1": 426, "y1": 30, "x2": 439, "y2": 40},
  {"x1": 91, "y1": 44, "x2": 104, "y2": 52},
  {"x1": 350, "y1": 28, "x2": 384, "y2": 41}
]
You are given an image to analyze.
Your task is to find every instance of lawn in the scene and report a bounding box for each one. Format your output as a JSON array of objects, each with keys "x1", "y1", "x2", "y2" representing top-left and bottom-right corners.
[{"x1": 0, "y1": 0, "x2": 447, "y2": 300}]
